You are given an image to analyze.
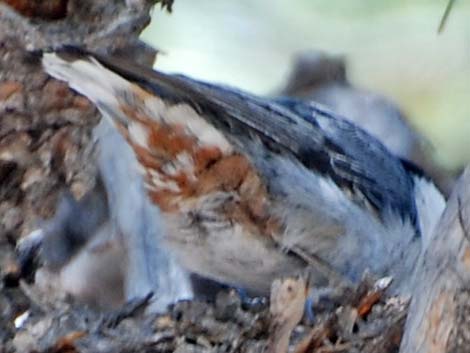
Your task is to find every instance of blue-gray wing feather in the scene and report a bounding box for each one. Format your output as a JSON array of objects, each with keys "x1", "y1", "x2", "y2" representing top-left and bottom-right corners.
[{"x1": 52, "y1": 48, "x2": 418, "y2": 227}]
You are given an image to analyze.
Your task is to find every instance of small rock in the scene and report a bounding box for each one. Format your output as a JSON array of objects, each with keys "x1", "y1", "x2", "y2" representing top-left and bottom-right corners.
[{"x1": 215, "y1": 289, "x2": 241, "y2": 321}]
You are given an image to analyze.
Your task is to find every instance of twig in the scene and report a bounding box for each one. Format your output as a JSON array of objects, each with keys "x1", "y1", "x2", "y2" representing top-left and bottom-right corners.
[
  {"x1": 266, "y1": 276, "x2": 307, "y2": 353},
  {"x1": 438, "y1": 0, "x2": 456, "y2": 34}
]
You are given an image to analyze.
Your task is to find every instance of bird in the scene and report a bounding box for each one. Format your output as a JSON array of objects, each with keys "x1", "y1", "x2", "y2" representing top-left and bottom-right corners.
[
  {"x1": 41, "y1": 46, "x2": 446, "y2": 296},
  {"x1": 17, "y1": 118, "x2": 194, "y2": 311},
  {"x1": 16, "y1": 178, "x2": 128, "y2": 310}
]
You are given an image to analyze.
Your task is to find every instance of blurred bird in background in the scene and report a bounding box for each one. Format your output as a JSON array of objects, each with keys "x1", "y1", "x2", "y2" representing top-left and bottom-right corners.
[
  {"x1": 37, "y1": 47, "x2": 445, "y2": 302},
  {"x1": 18, "y1": 116, "x2": 193, "y2": 311},
  {"x1": 278, "y1": 50, "x2": 457, "y2": 196}
]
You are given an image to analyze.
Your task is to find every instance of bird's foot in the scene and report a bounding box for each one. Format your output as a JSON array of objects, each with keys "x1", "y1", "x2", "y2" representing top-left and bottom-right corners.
[{"x1": 100, "y1": 292, "x2": 153, "y2": 329}]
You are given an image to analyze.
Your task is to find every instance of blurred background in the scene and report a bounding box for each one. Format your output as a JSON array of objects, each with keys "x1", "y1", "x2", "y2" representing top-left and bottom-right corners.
[{"x1": 141, "y1": 0, "x2": 470, "y2": 171}]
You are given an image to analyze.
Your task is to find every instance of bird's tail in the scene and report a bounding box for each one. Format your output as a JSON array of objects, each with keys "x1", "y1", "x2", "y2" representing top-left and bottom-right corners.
[{"x1": 42, "y1": 47, "x2": 137, "y2": 129}]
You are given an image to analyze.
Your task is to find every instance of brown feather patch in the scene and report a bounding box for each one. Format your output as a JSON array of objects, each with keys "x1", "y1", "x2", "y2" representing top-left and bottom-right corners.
[{"x1": 117, "y1": 96, "x2": 280, "y2": 235}]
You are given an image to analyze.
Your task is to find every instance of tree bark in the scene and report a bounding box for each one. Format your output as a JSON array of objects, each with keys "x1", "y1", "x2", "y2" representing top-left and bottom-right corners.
[
  {"x1": 0, "y1": 0, "x2": 164, "y2": 243},
  {"x1": 400, "y1": 167, "x2": 470, "y2": 353}
]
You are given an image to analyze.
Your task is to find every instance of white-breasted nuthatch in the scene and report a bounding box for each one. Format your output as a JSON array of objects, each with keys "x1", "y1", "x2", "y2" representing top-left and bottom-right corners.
[{"x1": 40, "y1": 47, "x2": 446, "y2": 297}]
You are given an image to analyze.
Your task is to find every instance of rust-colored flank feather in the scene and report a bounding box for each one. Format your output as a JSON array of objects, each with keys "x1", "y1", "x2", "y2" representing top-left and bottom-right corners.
[{"x1": 116, "y1": 85, "x2": 278, "y2": 238}]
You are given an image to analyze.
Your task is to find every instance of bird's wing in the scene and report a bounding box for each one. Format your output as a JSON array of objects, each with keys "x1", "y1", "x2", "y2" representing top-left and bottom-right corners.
[
  {"x1": 41, "y1": 47, "x2": 417, "y2": 226},
  {"x1": 273, "y1": 97, "x2": 418, "y2": 225}
]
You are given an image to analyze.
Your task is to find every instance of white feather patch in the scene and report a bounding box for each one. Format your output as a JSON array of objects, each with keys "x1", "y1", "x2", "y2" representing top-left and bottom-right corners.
[
  {"x1": 148, "y1": 170, "x2": 181, "y2": 193},
  {"x1": 164, "y1": 103, "x2": 233, "y2": 154},
  {"x1": 128, "y1": 122, "x2": 149, "y2": 147},
  {"x1": 144, "y1": 95, "x2": 233, "y2": 154},
  {"x1": 161, "y1": 152, "x2": 196, "y2": 181},
  {"x1": 412, "y1": 176, "x2": 446, "y2": 249},
  {"x1": 175, "y1": 152, "x2": 196, "y2": 178},
  {"x1": 144, "y1": 95, "x2": 166, "y2": 122}
]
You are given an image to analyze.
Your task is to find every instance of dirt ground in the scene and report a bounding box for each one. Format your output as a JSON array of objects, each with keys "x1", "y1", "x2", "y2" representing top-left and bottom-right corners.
[{"x1": 0, "y1": 267, "x2": 408, "y2": 353}]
